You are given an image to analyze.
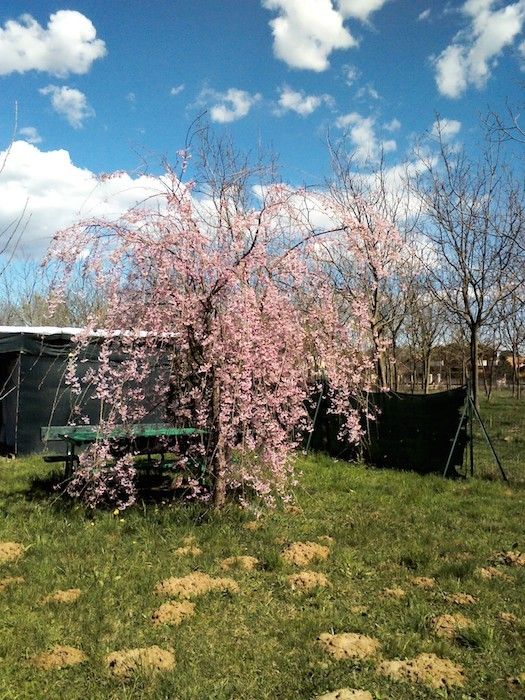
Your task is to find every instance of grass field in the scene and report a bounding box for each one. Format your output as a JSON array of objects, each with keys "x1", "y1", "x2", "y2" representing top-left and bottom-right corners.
[{"x1": 0, "y1": 394, "x2": 524, "y2": 699}]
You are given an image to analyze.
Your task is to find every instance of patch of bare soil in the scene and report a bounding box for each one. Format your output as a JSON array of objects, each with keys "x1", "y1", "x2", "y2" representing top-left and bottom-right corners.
[
  {"x1": 477, "y1": 566, "x2": 512, "y2": 582},
  {"x1": 41, "y1": 589, "x2": 82, "y2": 605},
  {"x1": 317, "y1": 632, "x2": 380, "y2": 661},
  {"x1": 499, "y1": 611, "x2": 519, "y2": 625},
  {"x1": 287, "y1": 571, "x2": 329, "y2": 591},
  {"x1": 174, "y1": 545, "x2": 202, "y2": 557},
  {"x1": 381, "y1": 587, "x2": 406, "y2": 600},
  {"x1": 154, "y1": 572, "x2": 239, "y2": 598},
  {"x1": 282, "y1": 542, "x2": 330, "y2": 567},
  {"x1": 285, "y1": 505, "x2": 303, "y2": 515},
  {"x1": 0, "y1": 576, "x2": 24, "y2": 592},
  {"x1": 105, "y1": 646, "x2": 175, "y2": 679},
  {"x1": 493, "y1": 550, "x2": 525, "y2": 567},
  {"x1": 152, "y1": 600, "x2": 195, "y2": 625},
  {"x1": 432, "y1": 613, "x2": 471, "y2": 639},
  {"x1": 377, "y1": 653, "x2": 465, "y2": 690},
  {"x1": 411, "y1": 576, "x2": 436, "y2": 589},
  {"x1": 350, "y1": 605, "x2": 368, "y2": 615},
  {"x1": 316, "y1": 689, "x2": 373, "y2": 700},
  {"x1": 243, "y1": 520, "x2": 262, "y2": 531},
  {"x1": 444, "y1": 592, "x2": 477, "y2": 606},
  {"x1": 220, "y1": 556, "x2": 259, "y2": 571},
  {"x1": 0, "y1": 542, "x2": 24, "y2": 564},
  {"x1": 30, "y1": 645, "x2": 87, "y2": 670},
  {"x1": 507, "y1": 672, "x2": 525, "y2": 691}
]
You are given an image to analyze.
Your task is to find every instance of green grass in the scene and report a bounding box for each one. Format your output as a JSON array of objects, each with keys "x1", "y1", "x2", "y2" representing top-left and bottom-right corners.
[{"x1": 0, "y1": 394, "x2": 524, "y2": 699}]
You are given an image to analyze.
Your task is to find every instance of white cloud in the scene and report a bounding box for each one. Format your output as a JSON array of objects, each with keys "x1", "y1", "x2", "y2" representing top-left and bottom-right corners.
[
  {"x1": 126, "y1": 92, "x2": 136, "y2": 102},
  {"x1": 430, "y1": 118, "x2": 462, "y2": 140},
  {"x1": 356, "y1": 84, "x2": 380, "y2": 100},
  {"x1": 18, "y1": 126, "x2": 42, "y2": 144},
  {"x1": 434, "y1": 0, "x2": 525, "y2": 98},
  {"x1": 335, "y1": 112, "x2": 396, "y2": 164},
  {"x1": 170, "y1": 84, "x2": 185, "y2": 96},
  {"x1": 39, "y1": 85, "x2": 95, "y2": 129},
  {"x1": 336, "y1": 0, "x2": 390, "y2": 22},
  {"x1": 342, "y1": 63, "x2": 360, "y2": 85},
  {"x1": 276, "y1": 85, "x2": 332, "y2": 116},
  {"x1": 201, "y1": 88, "x2": 261, "y2": 123},
  {"x1": 0, "y1": 10, "x2": 106, "y2": 77},
  {"x1": 418, "y1": 8, "x2": 431, "y2": 21},
  {"x1": 0, "y1": 141, "x2": 164, "y2": 255},
  {"x1": 384, "y1": 118, "x2": 401, "y2": 131},
  {"x1": 262, "y1": 0, "x2": 357, "y2": 71}
]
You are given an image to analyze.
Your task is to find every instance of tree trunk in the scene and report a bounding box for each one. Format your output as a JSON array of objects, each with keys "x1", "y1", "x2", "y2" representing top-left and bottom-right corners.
[
  {"x1": 212, "y1": 441, "x2": 227, "y2": 508},
  {"x1": 469, "y1": 326, "x2": 479, "y2": 408}
]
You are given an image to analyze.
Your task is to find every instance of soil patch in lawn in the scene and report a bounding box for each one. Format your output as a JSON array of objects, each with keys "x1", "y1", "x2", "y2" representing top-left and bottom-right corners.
[
  {"x1": 220, "y1": 556, "x2": 259, "y2": 571},
  {"x1": 287, "y1": 571, "x2": 329, "y2": 591},
  {"x1": 477, "y1": 566, "x2": 512, "y2": 582},
  {"x1": 174, "y1": 545, "x2": 202, "y2": 557},
  {"x1": 282, "y1": 542, "x2": 330, "y2": 567},
  {"x1": 0, "y1": 576, "x2": 24, "y2": 592},
  {"x1": 499, "y1": 611, "x2": 519, "y2": 625},
  {"x1": 243, "y1": 520, "x2": 262, "y2": 531},
  {"x1": 432, "y1": 613, "x2": 471, "y2": 639},
  {"x1": 411, "y1": 576, "x2": 436, "y2": 589},
  {"x1": 444, "y1": 593, "x2": 477, "y2": 606},
  {"x1": 316, "y1": 690, "x2": 373, "y2": 700},
  {"x1": 105, "y1": 646, "x2": 175, "y2": 679},
  {"x1": 318, "y1": 632, "x2": 380, "y2": 660},
  {"x1": 41, "y1": 589, "x2": 82, "y2": 605},
  {"x1": 155, "y1": 572, "x2": 239, "y2": 598},
  {"x1": 0, "y1": 542, "x2": 24, "y2": 564},
  {"x1": 492, "y1": 550, "x2": 525, "y2": 567},
  {"x1": 152, "y1": 600, "x2": 195, "y2": 625},
  {"x1": 30, "y1": 645, "x2": 87, "y2": 670},
  {"x1": 381, "y1": 587, "x2": 406, "y2": 599},
  {"x1": 377, "y1": 653, "x2": 465, "y2": 689}
]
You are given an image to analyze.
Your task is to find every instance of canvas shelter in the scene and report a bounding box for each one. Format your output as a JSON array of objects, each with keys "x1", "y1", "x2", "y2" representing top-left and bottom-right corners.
[
  {"x1": 0, "y1": 327, "x2": 97, "y2": 455},
  {"x1": 0, "y1": 326, "x2": 168, "y2": 456}
]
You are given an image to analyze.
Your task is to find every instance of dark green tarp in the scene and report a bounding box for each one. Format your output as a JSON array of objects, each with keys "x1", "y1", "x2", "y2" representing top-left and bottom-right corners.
[
  {"x1": 0, "y1": 330, "x2": 167, "y2": 456},
  {"x1": 307, "y1": 386, "x2": 468, "y2": 475}
]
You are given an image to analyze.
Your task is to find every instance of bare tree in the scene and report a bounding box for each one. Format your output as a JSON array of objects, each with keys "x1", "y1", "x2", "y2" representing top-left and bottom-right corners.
[{"x1": 412, "y1": 123, "x2": 525, "y2": 406}]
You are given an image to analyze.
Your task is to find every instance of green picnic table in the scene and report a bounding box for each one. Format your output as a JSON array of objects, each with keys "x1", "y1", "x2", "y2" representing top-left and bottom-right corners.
[{"x1": 41, "y1": 424, "x2": 205, "y2": 477}]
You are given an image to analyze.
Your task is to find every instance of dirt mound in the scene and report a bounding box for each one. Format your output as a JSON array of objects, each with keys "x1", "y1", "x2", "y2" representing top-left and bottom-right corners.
[
  {"x1": 444, "y1": 592, "x2": 477, "y2": 606},
  {"x1": 220, "y1": 556, "x2": 259, "y2": 571},
  {"x1": 243, "y1": 520, "x2": 262, "y2": 531},
  {"x1": 0, "y1": 576, "x2": 24, "y2": 592},
  {"x1": 0, "y1": 542, "x2": 24, "y2": 564},
  {"x1": 316, "y1": 690, "x2": 373, "y2": 700},
  {"x1": 285, "y1": 505, "x2": 303, "y2": 515},
  {"x1": 493, "y1": 550, "x2": 525, "y2": 567},
  {"x1": 152, "y1": 600, "x2": 195, "y2": 625},
  {"x1": 350, "y1": 605, "x2": 368, "y2": 615},
  {"x1": 105, "y1": 646, "x2": 175, "y2": 679},
  {"x1": 499, "y1": 611, "x2": 519, "y2": 625},
  {"x1": 282, "y1": 542, "x2": 330, "y2": 567},
  {"x1": 377, "y1": 653, "x2": 465, "y2": 689},
  {"x1": 155, "y1": 571, "x2": 239, "y2": 598},
  {"x1": 41, "y1": 589, "x2": 82, "y2": 605},
  {"x1": 381, "y1": 587, "x2": 406, "y2": 599},
  {"x1": 318, "y1": 632, "x2": 380, "y2": 660},
  {"x1": 174, "y1": 545, "x2": 202, "y2": 557},
  {"x1": 411, "y1": 576, "x2": 435, "y2": 589},
  {"x1": 31, "y1": 645, "x2": 87, "y2": 670},
  {"x1": 287, "y1": 571, "x2": 329, "y2": 591},
  {"x1": 432, "y1": 613, "x2": 470, "y2": 639},
  {"x1": 477, "y1": 566, "x2": 512, "y2": 582}
]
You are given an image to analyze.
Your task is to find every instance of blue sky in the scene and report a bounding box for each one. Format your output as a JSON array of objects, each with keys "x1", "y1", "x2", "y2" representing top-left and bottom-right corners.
[{"x1": 0, "y1": 0, "x2": 524, "y2": 253}]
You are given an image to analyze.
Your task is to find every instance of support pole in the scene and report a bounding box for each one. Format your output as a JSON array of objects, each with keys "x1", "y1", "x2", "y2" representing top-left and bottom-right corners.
[
  {"x1": 443, "y1": 397, "x2": 468, "y2": 478},
  {"x1": 469, "y1": 399, "x2": 508, "y2": 482}
]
